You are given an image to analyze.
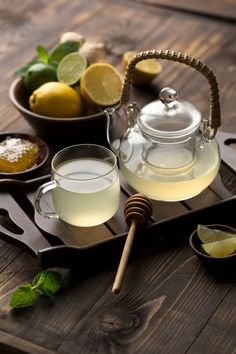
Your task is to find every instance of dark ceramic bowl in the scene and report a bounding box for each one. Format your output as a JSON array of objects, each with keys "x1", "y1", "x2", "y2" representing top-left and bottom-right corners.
[
  {"x1": 9, "y1": 78, "x2": 106, "y2": 140},
  {"x1": 189, "y1": 224, "x2": 236, "y2": 270},
  {"x1": 0, "y1": 132, "x2": 49, "y2": 179}
]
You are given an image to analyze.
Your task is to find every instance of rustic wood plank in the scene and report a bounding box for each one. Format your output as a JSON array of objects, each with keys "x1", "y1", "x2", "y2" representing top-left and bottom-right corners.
[
  {"x1": 1, "y1": 0, "x2": 235, "y2": 136},
  {"x1": 188, "y1": 284, "x2": 236, "y2": 354},
  {"x1": 1, "y1": 230, "x2": 234, "y2": 354},
  {"x1": 209, "y1": 174, "x2": 233, "y2": 199},
  {"x1": 48, "y1": 249, "x2": 234, "y2": 353},
  {"x1": 0, "y1": 331, "x2": 54, "y2": 354},
  {"x1": 0, "y1": 239, "x2": 22, "y2": 273},
  {"x1": 0, "y1": 199, "x2": 26, "y2": 275},
  {"x1": 183, "y1": 186, "x2": 222, "y2": 210},
  {"x1": 0, "y1": 251, "x2": 113, "y2": 353},
  {"x1": 0, "y1": 0, "x2": 235, "y2": 353},
  {"x1": 131, "y1": 0, "x2": 236, "y2": 21}
]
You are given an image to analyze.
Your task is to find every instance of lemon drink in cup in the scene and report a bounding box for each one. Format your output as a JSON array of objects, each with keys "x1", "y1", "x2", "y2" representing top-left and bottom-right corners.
[{"x1": 35, "y1": 144, "x2": 120, "y2": 227}]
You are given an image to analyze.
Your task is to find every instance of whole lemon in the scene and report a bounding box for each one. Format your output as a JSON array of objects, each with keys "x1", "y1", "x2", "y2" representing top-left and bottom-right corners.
[
  {"x1": 29, "y1": 82, "x2": 83, "y2": 118},
  {"x1": 24, "y1": 63, "x2": 57, "y2": 93}
]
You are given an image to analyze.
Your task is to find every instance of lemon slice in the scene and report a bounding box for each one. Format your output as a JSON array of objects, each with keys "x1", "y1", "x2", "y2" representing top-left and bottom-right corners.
[
  {"x1": 122, "y1": 51, "x2": 162, "y2": 85},
  {"x1": 80, "y1": 63, "x2": 123, "y2": 107},
  {"x1": 57, "y1": 52, "x2": 87, "y2": 86},
  {"x1": 197, "y1": 224, "x2": 236, "y2": 243},
  {"x1": 201, "y1": 236, "x2": 236, "y2": 257}
]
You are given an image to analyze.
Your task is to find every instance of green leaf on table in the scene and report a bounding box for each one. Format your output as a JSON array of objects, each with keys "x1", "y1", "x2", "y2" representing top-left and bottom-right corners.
[
  {"x1": 36, "y1": 45, "x2": 49, "y2": 63},
  {"x1": 9, "y1": 270, "x2": 62, "y2": 309},
  {"x1": 48, "y1": 41, "x2": 80, "y2": 67},
  {"x1": 10, "y1": 284, "x2": 37, "y2": 308},
  {"x1": 32, "y1": 270, "x2": 62, "y2": 299}
]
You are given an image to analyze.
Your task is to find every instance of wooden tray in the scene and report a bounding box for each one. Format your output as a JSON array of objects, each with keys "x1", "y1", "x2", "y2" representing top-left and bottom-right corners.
[
  {"x1": 0, "y1": 131, "x2": 235, "y2": 272},
  {"x1": 0, "y1": 192, "x2": 235, "y2": 272}
]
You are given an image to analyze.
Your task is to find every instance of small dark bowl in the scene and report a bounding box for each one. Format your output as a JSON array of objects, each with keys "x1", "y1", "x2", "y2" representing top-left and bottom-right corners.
[
  {"x1": 0, "y1": 132, "x2": 49, "y2": 179},
  {"x1": 9, "y1": 78, "x2": 106, "y2": 141},
  {"x1": 189, "y1": 224, "x2": 236, "y2": 271}
]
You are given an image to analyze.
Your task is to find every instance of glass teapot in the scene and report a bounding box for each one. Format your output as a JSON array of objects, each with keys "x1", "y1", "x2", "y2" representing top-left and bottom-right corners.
[{"x1": 105, "y1": 50, "x2": 221, "y2": 201}]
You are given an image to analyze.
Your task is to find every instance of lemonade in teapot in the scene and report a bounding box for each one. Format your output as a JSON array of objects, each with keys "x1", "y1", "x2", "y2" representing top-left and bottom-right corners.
[{"x1": 105, "y1": 50, "x2": 221, "y2": 201}]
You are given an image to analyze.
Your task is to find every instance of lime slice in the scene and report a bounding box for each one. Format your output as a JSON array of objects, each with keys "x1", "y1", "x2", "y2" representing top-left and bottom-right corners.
[
  {"x1": 197, "y1": 224, "x2": 236, "y2": 243},
  {"x1": 57, "y1": 52, "x2": 87, "y2": 85},
  {"x1": 201, "y1": 236, "x2": 236, "y2": 257}
]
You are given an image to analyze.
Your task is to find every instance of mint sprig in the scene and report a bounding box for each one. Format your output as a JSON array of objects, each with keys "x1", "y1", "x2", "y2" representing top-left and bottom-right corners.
[
  {"x1": 10, "y1": 270, "x2": 61, "y2": 308},
  {"x1": 48, "y1": 41, "x2": 80, "y2": 67},
  {"x1": 14, "y1": 60, "x2": 39, "y2": 76},
  {"x1": 32, "y1": 270, "x2": 61, "y2": 299},
  {"x1": 14, "y1": 40, "x2": 80, "y2": 76},
  {"x1": 10, "y1": 284, "x2": 37, "y2": 308},
  {"x1": 36, "y1": 45, "x2": 49, "y2": 63}
]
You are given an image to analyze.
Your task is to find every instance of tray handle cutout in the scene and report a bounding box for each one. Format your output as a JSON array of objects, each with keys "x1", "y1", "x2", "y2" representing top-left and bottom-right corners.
[{"x1": 0, "y1": 194, "x2": 50, "y2": 257}]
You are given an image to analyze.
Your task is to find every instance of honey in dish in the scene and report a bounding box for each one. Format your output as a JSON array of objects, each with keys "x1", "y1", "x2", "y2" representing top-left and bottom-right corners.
[{"x1": 0, "y1": 137, "x2": 39, "y2": 173}]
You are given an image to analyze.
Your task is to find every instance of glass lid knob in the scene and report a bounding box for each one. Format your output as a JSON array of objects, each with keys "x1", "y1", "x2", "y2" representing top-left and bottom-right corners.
[{"x1": 159, "y1": 87, "x2": 178, "y2": 108}]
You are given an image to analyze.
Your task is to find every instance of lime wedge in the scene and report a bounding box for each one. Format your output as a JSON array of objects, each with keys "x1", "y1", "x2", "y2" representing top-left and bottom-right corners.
[
  {"x1": 57, "y1": 52, "x2": 87, "y2": 85},
  {"x1": 197, "y1": 224, "x2": 236, "y2": 243},
  {"x1": 201, "y1": 236, "x2": 236, "y2": 257}
]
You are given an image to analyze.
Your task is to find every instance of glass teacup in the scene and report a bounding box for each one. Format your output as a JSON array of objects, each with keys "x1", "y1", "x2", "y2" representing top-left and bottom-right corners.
[{"x1": 34, "y1": 144, "x2": 120, "y2": 227}]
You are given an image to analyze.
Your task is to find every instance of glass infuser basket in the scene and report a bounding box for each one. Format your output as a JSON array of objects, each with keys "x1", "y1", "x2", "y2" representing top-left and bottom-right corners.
[{"x1": 105, "y1": 50, "x2": 221, "y2": 201}]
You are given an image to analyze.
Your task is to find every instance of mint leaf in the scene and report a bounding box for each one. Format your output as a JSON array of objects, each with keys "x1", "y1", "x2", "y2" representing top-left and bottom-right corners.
[
  {"x1": 32, "y1": 270, "x2": 61, "y2": 299},
  {"x1": 14, "y1": 60, "x2": 39, "y2": 77},
  {"x1": 32, "y1": 271, "x2": 47, "y2": 288},
  {"x1": 10, "y1": 284, "x2": 37, "y2": 308},
  {"x1": 48, "y1": 41, "x2": 80, "y2": 67},
  {"x1": 9, "y1": 270, "x2": 62, "y2": 309},
  {"x1": 36, "y1": 45, "x2": 49, "y2": 63}
]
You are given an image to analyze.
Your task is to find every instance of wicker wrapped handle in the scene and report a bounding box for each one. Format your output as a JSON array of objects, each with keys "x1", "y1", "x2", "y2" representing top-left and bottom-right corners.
[{"x1": 120, "y1": 49, "x2": 221, "y2": 137}]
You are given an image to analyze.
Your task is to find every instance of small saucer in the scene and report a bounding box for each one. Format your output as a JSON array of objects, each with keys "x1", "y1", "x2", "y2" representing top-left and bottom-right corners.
[
  {"x1": 0, "y1": 132, "x2": 49, "y2": 179},
  {"x1": 189, "y1": 224, "x2": 236, "y2": 271}
]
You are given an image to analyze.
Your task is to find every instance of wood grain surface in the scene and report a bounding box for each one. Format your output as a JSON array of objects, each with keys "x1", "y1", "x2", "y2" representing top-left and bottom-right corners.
[
  {"x1": 0, "y1": 0, "x2": 235, "y2": 353},
  {"x1": 132, "y1": 0, "x2": 236, "y2": 21}
]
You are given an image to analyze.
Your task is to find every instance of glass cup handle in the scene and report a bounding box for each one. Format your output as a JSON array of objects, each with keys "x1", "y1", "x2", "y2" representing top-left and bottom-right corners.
[{"x1": 34, "y1": 180, "x2": 59, "y2": 219}]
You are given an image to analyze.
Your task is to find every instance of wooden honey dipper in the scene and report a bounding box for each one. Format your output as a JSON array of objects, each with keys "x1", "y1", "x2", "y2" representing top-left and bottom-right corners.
[{"x1": 112, "y1": 193, "x2": 153, "y2": 294}]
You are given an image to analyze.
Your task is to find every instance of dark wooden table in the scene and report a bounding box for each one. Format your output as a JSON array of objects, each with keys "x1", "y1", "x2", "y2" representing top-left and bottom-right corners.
[{"x1": 0, "y1": 1, "x2": 236, "y2": 353}]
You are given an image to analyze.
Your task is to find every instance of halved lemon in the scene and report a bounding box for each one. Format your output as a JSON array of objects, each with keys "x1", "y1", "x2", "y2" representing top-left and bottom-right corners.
[
  {"x1": 80, "y1": 63, "x2": 123, "y2": 107},
  {"x1": 122, "y1": 50, "x2": 162, "y2": 85},
  {"x1": 201, "y1": 236, "x2": 236, "y2": 258}
]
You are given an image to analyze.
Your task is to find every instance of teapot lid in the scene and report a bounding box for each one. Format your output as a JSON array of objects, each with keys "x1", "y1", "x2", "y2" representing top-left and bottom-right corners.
[{"x1": 137, "y1": 87, "x2": 201, "y2": 142}]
